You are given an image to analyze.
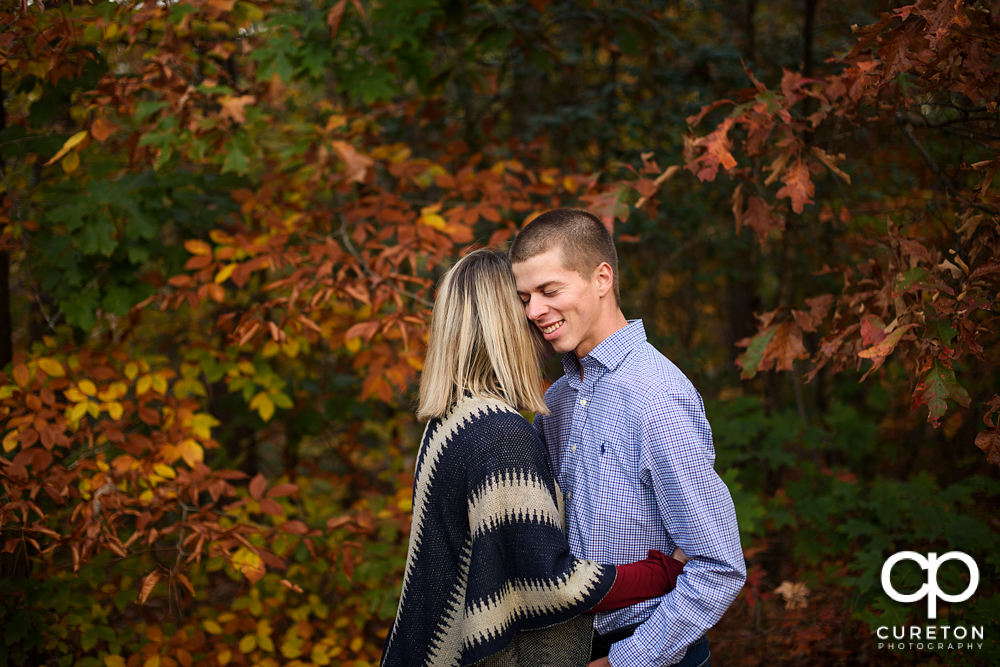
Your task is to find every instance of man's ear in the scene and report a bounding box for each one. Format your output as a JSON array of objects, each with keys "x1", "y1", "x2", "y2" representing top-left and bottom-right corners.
[{"x1": 594, "y1": 262, "x2": 614, "y2": 298}]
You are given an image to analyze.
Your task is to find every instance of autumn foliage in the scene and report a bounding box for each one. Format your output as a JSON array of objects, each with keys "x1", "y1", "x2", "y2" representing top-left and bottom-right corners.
[{"x1": 1, "y1": 0, "x2": 998, "y2": 666}]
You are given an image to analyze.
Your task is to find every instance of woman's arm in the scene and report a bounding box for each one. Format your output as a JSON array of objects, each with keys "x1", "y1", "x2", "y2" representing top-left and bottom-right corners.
[{"x1": 589, "y1": 550, "x2": 685, "y2": 613}]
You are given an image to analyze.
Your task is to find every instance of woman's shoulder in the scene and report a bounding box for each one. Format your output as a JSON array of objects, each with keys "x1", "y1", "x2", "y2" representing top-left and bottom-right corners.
[{"x1": 447, "y1": 396, "x2": 539, "y2": 447}]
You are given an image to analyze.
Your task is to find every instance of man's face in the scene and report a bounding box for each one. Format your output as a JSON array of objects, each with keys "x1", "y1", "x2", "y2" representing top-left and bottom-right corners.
[{"x1": 512, "y1": 247, "x2": 605, "y2": 359}]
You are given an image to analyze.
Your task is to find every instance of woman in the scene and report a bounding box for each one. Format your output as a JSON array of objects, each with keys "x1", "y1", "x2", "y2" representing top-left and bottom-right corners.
[{"x1": 381, "y1": 250, "x2": 683, "y2": 667}]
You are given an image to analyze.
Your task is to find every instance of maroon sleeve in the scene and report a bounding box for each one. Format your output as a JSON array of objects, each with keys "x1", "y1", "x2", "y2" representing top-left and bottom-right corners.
[{"x1": 588, "y1": 550, "x2": 685, "y2": 613}]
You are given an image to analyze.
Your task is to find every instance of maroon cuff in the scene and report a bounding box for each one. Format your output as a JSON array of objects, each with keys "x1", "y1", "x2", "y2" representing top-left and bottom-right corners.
[{"x1": 589, "y1": 550, "x2": 685, "y2": 613}]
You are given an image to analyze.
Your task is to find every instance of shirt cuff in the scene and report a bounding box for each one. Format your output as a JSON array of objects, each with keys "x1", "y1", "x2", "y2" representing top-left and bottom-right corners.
[{"x1": 607, "y1": 634, "x2": 650, "y2": 667}]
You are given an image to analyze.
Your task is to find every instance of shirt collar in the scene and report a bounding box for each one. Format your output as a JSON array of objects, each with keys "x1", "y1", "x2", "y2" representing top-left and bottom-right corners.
[{"x1": 560, "y1": 319, "x2": 646, "y2": 385}]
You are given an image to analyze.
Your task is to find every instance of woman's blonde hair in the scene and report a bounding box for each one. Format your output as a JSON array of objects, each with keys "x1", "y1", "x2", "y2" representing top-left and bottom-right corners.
[{"x1": 417, "y1": 249, "x2": 548, "y2": 421}]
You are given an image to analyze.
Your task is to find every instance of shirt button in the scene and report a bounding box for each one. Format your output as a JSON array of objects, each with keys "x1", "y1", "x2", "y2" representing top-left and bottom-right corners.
[
  {"x1": 572, "y1": 445, "x2": 577, "y2": 453},
  {"x1": 580, "y1": 399, "x2": 587, "y2": 406},
  {"x1": 567, "y1": 492, "x2": 572, "y2": 501}
]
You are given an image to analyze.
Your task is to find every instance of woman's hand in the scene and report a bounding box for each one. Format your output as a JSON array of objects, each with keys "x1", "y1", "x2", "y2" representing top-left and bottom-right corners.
[{"x1": 672, "y1": 546, "x2": 689, "y2": 564}]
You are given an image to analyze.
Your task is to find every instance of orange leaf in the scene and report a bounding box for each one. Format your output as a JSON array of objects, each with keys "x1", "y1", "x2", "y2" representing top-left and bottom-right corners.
[
  {"x1": 326, "y1": 0, "x2": 348, "y2": 37},
  {"x1": 90, "y1": 118, "x2": 117, "y2": 143},
  {"x1": 776, "y1": 159, "x2": 815, "y2": 213},
  {"x1": 266, "y1": 483, "x2": 298, "y2": 498},
  {"x1": 759, "y1": 322, "x2": 810, "y2": 372},
  {"x1": 218, "y1": 95, "x2": 256, "y2": 124},
  {"x1": 174, "y1": 572, "x2": 195, "y2": 597},
  {"x1": 249, "y1": 472, "x2": 266, "y2": 500},
  {"x1": 332, "y1": 140, "x2": 375, "y2": 183},
  {"x1": 138, "y1": 570, "x2": 161, "y2": 604},
  {"x1": 13, "y1": 363, "x2": 30, "y2": 388},
  {"x1": 280, "y1": 579, "x2": 304, "y2": 593}
]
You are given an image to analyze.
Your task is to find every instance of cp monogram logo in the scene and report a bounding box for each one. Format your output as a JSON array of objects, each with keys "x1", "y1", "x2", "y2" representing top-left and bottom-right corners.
[{"x1": 881, "y1": 551, "x2": 979, "y2": 619}]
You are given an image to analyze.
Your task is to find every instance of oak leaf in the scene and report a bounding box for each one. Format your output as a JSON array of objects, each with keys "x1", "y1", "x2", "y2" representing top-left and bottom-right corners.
[
  {"x1": 911, "y1": 359, "x2": 971, "y2": 427},
  {"x1": 138, "y1": 570, "x2": 161, "y2": 604},
  {"x1": 332, "y1": 140, "x2": 375, "y2": 183},
  {"x1": 776, "y1": 159, "x2": 815, "y2": 214},
  {"x1": 218, "y1": 95, "x2": 256, "y2": 124}
]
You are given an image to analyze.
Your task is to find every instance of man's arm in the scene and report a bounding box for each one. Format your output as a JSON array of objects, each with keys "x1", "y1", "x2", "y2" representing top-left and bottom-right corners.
[{"x1": 608, "y1": 388, "x2": 746, "y2": 667}]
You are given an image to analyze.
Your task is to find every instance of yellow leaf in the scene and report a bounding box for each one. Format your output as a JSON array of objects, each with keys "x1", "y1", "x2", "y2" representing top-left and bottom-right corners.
[
  {"x1": 44, "y1": 130, "x2": 88, "y2": 166},
  {"x1": 104, "y1": 656, "x2": 126, "y2": 667},
  {"x1": 419, "y1": 214, "x2": 447, "y2": 230},
  {"x1": 105, "y1": 401, "x2": 124, "y2": 420},
  {"x1": 177, "y1": 439, "x2": 204, "y2": 468},
  {"x1": 203, "y1": 620, "x2": 223, "y2": 635},
  {"x1": 232, "y1": 547, "x2": 266, "y2": 583},
  {"x1": 239, "y1": 634, "x2": 257, "y2": 654},
  {"x1": 262, "y1": 340, "x2": 279, "y2": 358},
  {"x1": 258, "y1": 634, "x2": 275, "y2": 652},
  {"x1": 124, "y1": 362, "x2": 139, "y2": 380},
  {"x1": 78, "y1": 379, "x2": 97, "y2": 396},
  {"x1": 184, "y1": 239, "x2": 212, "y2": 256},
  {"x1": 136, "y1": 375, "x2": 153, "y2": 395},
  {"x1": 153, "y1": 463, "x2": 177, "y2": 479},
  {"x1": 217, "y1": 648, "x2": 231, "y2": 666},
  {"x1": 87, "y1": 400, "x2": 101, "y2": 418},
  {"x1": 563, "y1": 176, "x2": 579, "y2": 194},
  {"x1": 350, "y1": 637, "x2": 364, "y2": 652},
  {"x1": 345, "y1": 337, "x2": 361, "y2": 354},
  {"x1": 143, "y1": 656, "x2": 159, "y2": 667},
  {"x1": 64, "y1": 387, "x2": 86, "y2": 402},
  {"x1": 215, "y1": 263, "x2": 237, "y2": 284},
  {"x1": 189, "y1": 412, "x2": 220, "y2": 439},
  {"x1": 3, "y1": 431, "x2": 19, "y2": 453},
  {"x1": 68, "y1": 402, "x2": 89, "y2": 421},
  {"x1": 397, "y1": 497, "x2": 412, "y2": 512},
  {"x1": 98, "y1": 381, "x2": 128, "y2": 401},
  {"x1": 249, "y1": 391, "x2": 275, "y2": 422},
  {"x1": 37, "y1": 357, "x2": 66, "y2": 377},
  {"x1": 61, "y1": 150, "x2": 81, "y2": 174},
  {"x1": 152, "y1": 373, "x2": 168, "y2": 394},
  {"x1": 280, "y1": 338, "x2": 300, "y2": 358}
]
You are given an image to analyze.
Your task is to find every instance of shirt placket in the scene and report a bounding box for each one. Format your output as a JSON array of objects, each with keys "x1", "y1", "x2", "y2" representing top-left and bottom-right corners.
[{"x1": 566, "y1": 361, "x2": 602, "y2": 556}]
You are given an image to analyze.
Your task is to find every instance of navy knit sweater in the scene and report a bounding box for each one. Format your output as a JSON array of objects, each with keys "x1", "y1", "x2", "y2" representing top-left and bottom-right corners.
[{"x1": 380, "y1": 396, "x2": 616, "y2": 667}]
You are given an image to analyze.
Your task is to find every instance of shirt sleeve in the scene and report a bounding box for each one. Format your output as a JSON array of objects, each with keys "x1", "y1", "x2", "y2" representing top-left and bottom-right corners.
[{"x1": 608, "y1": 388, "x2": 746, "y2": 667}]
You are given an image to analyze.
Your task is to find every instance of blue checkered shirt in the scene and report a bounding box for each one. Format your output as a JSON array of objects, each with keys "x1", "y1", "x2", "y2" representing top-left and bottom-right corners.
[{"x1": 534, "y1": 320, "x2": 745, "y2": 667}]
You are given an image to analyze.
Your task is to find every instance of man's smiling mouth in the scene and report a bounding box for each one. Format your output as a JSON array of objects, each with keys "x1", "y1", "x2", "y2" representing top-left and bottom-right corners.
[{"x1": 541, "y1": 320, "x2": 564, "y2": 334}]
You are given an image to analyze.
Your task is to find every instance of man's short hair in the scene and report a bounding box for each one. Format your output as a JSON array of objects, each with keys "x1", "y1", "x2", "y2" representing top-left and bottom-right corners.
[{"x1": 509, "y1": 208, "x2": 620, "y2": 307}]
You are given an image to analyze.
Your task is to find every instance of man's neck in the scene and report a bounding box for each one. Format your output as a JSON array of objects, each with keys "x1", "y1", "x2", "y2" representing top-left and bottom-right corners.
[{"x1": 576, "y1": 310, "x2": 630, "y2": 379}]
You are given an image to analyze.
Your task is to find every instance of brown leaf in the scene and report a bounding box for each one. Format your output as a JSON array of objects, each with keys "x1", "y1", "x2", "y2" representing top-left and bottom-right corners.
[
  {"x1": 326, "y1": 0, "x2": 348, "y2": 37},
  {"x1": 138, "y1": 570, "x2": 161, "y2": 604},
  {"x1": 266, "y1": 483, "x2": 299, "y2": 498},
  {"x1": 744, "y1": 196, "x2": 784, "y2": 245},
  {"x1": 345, "y1": 320, "x2": 380, "y2": 343},
  {"x1": 248, "y1": 472, "x2": 266, "y2": 500},
  {"x1": 809, "y1": 147, "x2": 851, "y2": 184},
  {"x1": 174, "y1": 572, "x2": 195, "y2": 597},
  {"x1": 859, "y1": 315, "x2": 887, "y2": 347},
  {"x1": 688, "y1": 117, "x2": 737, "y2": 182},
  {"x1": 759, "y1": 322, "x2": 810, "y2": 372},
  {"x1": 280, "y1": 579, "x2": 304, "y2": 593},
  {"x1": 732, "y1": 184, "x2": 744, "y2": 235},
  {"x1": 218, "y1": 95, "x2": 256, "y2": 124},
  {"x1": 974, "y1": 428, "x2": 1000, "y2": 465},
  {"x1": 332, "y1": 140, "x2": 375, "y2": 183},
  {"x1": 258, "y1": 498, "x2": 284, "y2": 516},
  {"x1": 90, "y1": 118, "x2": 117, "y2": 143},
  {"x1": 279, "y1": 520, "x2": 310, "y2": 535},
  {"x1": 776, "y1": 159, "x2": 815, "y2": 214}
]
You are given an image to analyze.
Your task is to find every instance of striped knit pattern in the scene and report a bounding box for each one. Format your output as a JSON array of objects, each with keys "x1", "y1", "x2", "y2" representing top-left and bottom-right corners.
[{"x1": 381, "y1": 396, "x2": 616, "y2": 667}]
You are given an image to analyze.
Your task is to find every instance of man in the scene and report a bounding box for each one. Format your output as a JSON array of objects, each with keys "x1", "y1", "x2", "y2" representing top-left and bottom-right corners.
[{"x1": 509, "y1": 209, "x2": 745, "y2": 667}]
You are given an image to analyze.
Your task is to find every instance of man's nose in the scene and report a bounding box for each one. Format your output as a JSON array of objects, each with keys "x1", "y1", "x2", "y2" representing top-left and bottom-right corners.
[{"x1": 524, "y1": 296, "x2": 545, "y2": 322}]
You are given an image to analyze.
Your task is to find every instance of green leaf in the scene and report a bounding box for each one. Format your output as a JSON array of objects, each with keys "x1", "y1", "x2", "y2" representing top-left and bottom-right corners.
[
  {"x1": 911, "y1": 359, "x2": 971, "y2": 427},
  {"x1": 134, "y1": 100, "x2": 168, "y2": 121},
  {"x1": 60, "y1": 290, "x2": 100, "y2": 330},
  {"x1": 222, "y1": 139, "x2": 250, "y2": 175},
  {"x1": 736, "y1": 326, "x2": 778, "y2": 379},
  {"x1": 925, "y1": 317, "x2": 958, "y2": 347}
]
